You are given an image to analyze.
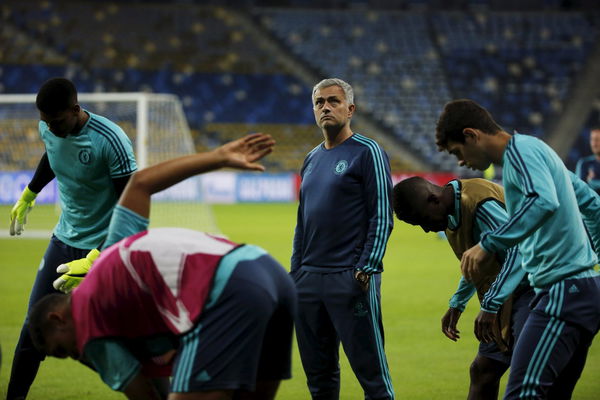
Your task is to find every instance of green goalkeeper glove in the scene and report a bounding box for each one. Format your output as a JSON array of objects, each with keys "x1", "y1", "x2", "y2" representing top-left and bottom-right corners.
[
  {"x1": 9, "y1": 186, "x2": 37, "y2": 236},
  {"x1": 53, "y1": 249, "x2": 100, "y2": 293}
]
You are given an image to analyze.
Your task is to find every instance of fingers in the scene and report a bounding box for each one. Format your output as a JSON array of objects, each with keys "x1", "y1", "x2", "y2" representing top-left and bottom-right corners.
[
  {"x1": 9, "y1": 217, "x2": 17, "y2": 236},
  {"x1": 53, "y1": 276, "x2": 67, "y2": 292},
  {"x1": 56, "y1": 264, "x2": 70, "y2": 274},
  {"x1": 247, "y1": 147, "x2": 274, "y2": 164}
]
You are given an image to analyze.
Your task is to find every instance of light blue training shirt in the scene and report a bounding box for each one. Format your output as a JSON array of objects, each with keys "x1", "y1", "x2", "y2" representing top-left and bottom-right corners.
[
  {"x1": 40, "y1": 110, "x2": 137, "y2": 249},
  {"x1": 446, "y1": 180, "x2": 526, "y2": 313},
  {"x1": 480, "y1": 134, "x2": 600, "y2": 288}
]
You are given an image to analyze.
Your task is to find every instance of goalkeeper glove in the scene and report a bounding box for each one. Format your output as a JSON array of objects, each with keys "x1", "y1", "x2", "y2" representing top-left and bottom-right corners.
[
  {"x1": 53, "y1": 249, "x2": 100, "y2": 293},
  {"x1": 9, "y1": 186, "x2": 37, "y2": 236}
]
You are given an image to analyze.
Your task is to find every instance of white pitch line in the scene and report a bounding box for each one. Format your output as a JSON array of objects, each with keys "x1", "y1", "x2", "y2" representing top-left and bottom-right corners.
[{"x1": 0, "y1": 230, "x2": 53, "y2": 239}]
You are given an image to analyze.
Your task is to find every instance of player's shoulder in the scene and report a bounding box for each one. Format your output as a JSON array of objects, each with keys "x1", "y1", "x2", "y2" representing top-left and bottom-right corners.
[
  {"x1": 86, "y1": 111, "x2": 129, "y2": 140},
  {"x1": 349, "y1": 133, "x2": 387, "y2": 158}
]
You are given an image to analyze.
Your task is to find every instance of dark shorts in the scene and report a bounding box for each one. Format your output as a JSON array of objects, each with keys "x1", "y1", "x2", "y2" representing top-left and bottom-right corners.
[
  {"x1": 504, "y1": 271, "x2": 600, "y2": 399},
  {"x1": 478, "y1": 286, "x2": 535, "y2": 365},
  {"x1": 170, "y1": 246, "x2": 297, "y2": 393}
]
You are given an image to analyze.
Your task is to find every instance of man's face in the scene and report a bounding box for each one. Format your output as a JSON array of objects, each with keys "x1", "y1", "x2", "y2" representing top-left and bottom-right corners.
[
  {"x1": 399, "y1": 194, "x2": 448, "y2": 233},
  {"x1": 590, "y1": 130, "x2": 600, "y2": 156},
  {"x1": 313, "y1": 85, "x2": 354, "y2": 130},
  {"x1": 40, "y1": 105, "x2": 80, "y2": 138},
  {"x1": 45, "y1": 322, "x2": 79, "y2": 360},
  {"x1": 445, "y1": 136, "x2": 491, "y2": 171}
]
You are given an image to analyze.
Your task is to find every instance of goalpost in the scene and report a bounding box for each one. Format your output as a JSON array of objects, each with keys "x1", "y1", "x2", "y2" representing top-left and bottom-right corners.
[{"x1": 0, "y1": 92, "x2": 220, "y2": 234}]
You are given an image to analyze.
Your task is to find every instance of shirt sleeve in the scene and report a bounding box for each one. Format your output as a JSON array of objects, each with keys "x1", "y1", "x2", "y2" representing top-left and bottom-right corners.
[
  {"x1": 99, "y1": 124, "x2": 137, "y2": 179},
  {"x1": 83, "y1": 339, "x2": 141, "y2": 391},
  {"x1": 448, "y1": 277, "x2": 476, "y2": 312},
  {"x1": 569, "y1": 170, "x2": 600, "y2": 257},
  {"x1": 356, "y1": 145, "x2": 394, "y2": 274},
  {"x1": 102, "y1": 205, "x2": 149, "y2": 249},
  {"x1": 291, "y1": 158, "x2": 310, "y2": 273},
  {"x1": 291, "y1": 194, "x2": 304, "y2": 273},
  {"x1": 474, "y1": 200, "x2": 527, "y2": 313},
  {"x1": 480, "y1": 140, "x2": 559, "y2": 254},
  {"x1": 575, "y1": 159, "x2": 584, "y2": 180}
]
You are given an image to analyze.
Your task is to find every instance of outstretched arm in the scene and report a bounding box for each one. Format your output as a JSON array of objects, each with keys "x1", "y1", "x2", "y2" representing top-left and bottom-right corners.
[{"x1": 119, "y1": 133, "x2": 274, "y2": 219}]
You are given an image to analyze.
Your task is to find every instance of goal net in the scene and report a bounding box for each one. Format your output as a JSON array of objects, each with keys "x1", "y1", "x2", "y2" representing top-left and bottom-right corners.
[{"x1": 0, "y1": 92, "x2": 220, "y2": 234}]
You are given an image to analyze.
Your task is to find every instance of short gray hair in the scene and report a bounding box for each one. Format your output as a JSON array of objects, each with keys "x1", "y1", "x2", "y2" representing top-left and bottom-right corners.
[{"x1": 312, "y1": 78, "x2": 354, "y2": 105}]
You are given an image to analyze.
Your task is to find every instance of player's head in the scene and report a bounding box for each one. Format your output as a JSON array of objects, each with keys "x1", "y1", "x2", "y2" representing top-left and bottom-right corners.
[
  {"x1": 28, "y1": 293, "x2": 79, "y2": 360},
  {"x1": 36, "y1": 77, "x2": 81, "y2": 138},
  {"x1": 436, "y1": 99, "x2": 503, "y2": 171},
  {"x1": 393, "y1": 176, "x2": 450, "y2": 233},
  {"x1": 312, "y1": 78, "x2": 355, "y2": 132},
  {"x1": 590, "y1": 127, "x2": 600, "y2": 156}
]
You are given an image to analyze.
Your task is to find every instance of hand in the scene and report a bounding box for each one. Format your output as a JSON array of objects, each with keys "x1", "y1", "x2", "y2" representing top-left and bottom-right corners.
[
  {"x1": 354, "y1": 269, "x2": 370, "y2": 292},
  {"x1": 441, "y1": 308, "x2": 462, "y2": 341},
  {"x1": 474, "y1": 310, "x2": 497, "y2": 343},
  {"x1": 9, "y1": 186, "x2": 37, "y2": 236},
  {"x1": 587, "y1": 168, "x2": 595, "y2": 182},
  {"x1": 460, "y1": 244, "x2": 492, "y2": 282},
  {"x1": 216, "y1": 133, "x2": 275, "y2": 171},
  {"x1": 53, "y1": 249, "x2": 100, "y2": 293}
]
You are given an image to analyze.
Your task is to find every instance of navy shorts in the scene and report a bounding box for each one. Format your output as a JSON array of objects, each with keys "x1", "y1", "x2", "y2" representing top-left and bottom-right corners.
[
  {"x1": 504, "y1": 271, "x2": 600, "y2": 399},
  {"x1": 170, "y1": 246, "x2": 297, "y2": 393},
  {"x1": 478, "y1": 286, "x2": 535, "y2": 365}
]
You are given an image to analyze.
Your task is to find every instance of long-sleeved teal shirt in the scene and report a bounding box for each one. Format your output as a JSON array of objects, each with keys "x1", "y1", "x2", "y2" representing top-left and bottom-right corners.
[
  {"x1": 446, "y1": 180, "x2": 526, "y2": 313},
  {"x1": 480, "y1": 134, "x2": 600, "y2": 288}
]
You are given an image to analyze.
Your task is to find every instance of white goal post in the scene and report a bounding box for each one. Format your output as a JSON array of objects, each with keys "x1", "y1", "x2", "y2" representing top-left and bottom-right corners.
[{"x1": 0, "y1": 92, "x2": 220, "y2": 234}]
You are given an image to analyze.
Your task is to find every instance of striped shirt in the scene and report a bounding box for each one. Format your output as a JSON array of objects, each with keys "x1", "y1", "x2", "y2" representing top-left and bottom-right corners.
[
  {"x1": 446, "y1": 180, "x2": 526, "y2": 313},
  {"x1": 40, "y1": 110, "x2": 137, "y2": 248},
  {"x1": 480, "y1": 134, "x2": 600, "y2": 288},
  {"x1": 291, "y1": 133, "x2": 393, "y2": 274}
]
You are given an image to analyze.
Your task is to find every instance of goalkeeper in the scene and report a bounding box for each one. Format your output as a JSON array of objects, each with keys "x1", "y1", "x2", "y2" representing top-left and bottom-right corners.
[
  {"x1": 7, "y1": 77, "x2": 137, "y2": 400},
  {"x1": 28, "y1": 133, "x2": 295, "y2": 400}
]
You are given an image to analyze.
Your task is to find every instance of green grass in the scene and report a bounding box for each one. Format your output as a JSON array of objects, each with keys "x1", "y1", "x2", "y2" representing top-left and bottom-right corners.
[{"x1": 0, "y1": 204, "x2": 599, "y2": 399}]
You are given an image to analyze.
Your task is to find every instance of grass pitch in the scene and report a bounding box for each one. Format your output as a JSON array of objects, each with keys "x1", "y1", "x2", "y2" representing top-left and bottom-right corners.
[{"x1": 0, "y1": 203, "x2": 598, "y2": 399}]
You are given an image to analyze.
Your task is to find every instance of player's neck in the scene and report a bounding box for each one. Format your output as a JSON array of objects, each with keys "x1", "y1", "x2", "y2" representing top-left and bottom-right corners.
[
  {"x1": 323, "y1": 126, "x2": 353, "y2": 149},
  {"x1": 490, "y1": 131, "x2": 512, "y2": 166},
  {"x1": 74, "y1": 110, "x2": 89, "y2": 134}
]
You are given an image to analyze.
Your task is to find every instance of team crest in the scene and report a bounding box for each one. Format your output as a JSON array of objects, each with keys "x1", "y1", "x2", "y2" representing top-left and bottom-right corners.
[
  {"x1": 334, "y1": 160, "x2": 348, "y2": 175},
  {"x1": 78, "y1": 149, "x2": 92, "y2": 165}
]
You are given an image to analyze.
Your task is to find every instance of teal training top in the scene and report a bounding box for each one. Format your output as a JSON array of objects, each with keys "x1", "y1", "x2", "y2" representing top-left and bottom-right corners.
[
  {"x1": 480, "y1": 134, "x2": 600, "y2": 288},
  {"x1": 40, "y1": 110, "x2": 137, "y2": 249},
  {"x1": 446, "y1": 181, "x2": 526, "y2": 313}
]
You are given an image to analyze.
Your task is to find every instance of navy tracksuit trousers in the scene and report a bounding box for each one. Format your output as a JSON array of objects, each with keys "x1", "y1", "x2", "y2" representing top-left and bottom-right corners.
[
  {"x1": 7, "y1": 235, "x2": 90, "y2": 400},
  {"x1": 293, "y1": 267, "x2": 394, "y2": 400}
]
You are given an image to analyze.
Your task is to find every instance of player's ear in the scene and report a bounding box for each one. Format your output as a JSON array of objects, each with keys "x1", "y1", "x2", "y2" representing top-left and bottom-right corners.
[
  {"x1": 347, "y1": 103, "x2": 355, "y2": 118},
  {"x1": 427, "y1": 193, "x2": 439, "y2": 204},
  {"x1": 462, "y1": 128, "x2": 478, "y2": 141}
]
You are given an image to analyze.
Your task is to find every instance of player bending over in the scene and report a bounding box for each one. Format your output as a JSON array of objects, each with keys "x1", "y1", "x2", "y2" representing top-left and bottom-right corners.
[
  {"x1": 27, "y1": 133, "x2": 297, "y2": 400},
  {"x1": 438, "y1": 99, "x2": 600, "y2": 399},
  {"x1": 393, "y1": 176, "x2": 532, "y2": 400}
]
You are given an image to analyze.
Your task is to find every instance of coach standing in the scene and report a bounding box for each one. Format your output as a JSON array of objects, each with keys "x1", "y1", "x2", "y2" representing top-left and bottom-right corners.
[{"x1": 291, "y1": 78, "x2": 394, "y2": 400}]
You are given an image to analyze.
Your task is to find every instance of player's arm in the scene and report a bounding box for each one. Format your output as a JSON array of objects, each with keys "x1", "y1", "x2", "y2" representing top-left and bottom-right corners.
[
  {"x1": 448, "y1": 277, "x2": 476, "y2": 312},
  {"x1": 575, "y1": 159, "x2": 584, "y2": 181},
  {"x1": 123, "y1": 373, "x2": 164, "y2": 400},
  {"x1": 291, "y1": 157, "x2": 312, "y2": 273},
  {"x1": 441, "y1": 278, "x2": 476, "y2": 341},
  {"x1": 291, "y1": 191, "x2": 305, "y2": 273},
  {"x1": 354, "y1": 145, "x2": 394, "y2": 282},
  {"x1": 112, "y1": 174, "x2": 133, "y2": 197},
  {"x1": 475, "y1": 201, "x2": 527, "y2": 313},
  {"x1": 477, "y1": 142, "x2": 560, "y2": 256},
  {"x1": 102, "y1": 133, "x2": 274, "y2": 248},
  {"x1": 118, "y1": 133, "x2": 273, "y2": 219},
  {"x1": 568, "y1": 170, "x2": 600, "y2": 255},
  {"x1": 9, "y1": 152, "x2": 55, "y2": 235}
]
